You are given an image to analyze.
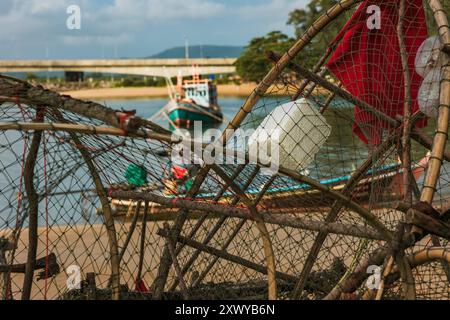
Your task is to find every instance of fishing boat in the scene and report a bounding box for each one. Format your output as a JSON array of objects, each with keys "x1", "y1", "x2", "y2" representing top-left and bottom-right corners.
[
  {"x1": 152, "y1": 70, "x2": 223, "y2": 128},
  {"x1": 108, "y1": 155, "x2": 430, "y2": 219},
  {"x1": 166, "y1": 78, "x2": 223, "y2": 127}
]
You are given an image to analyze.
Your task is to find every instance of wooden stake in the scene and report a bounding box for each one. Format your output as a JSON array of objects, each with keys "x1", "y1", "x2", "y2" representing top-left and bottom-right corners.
[
  {"x1": 397, "y1": 0, "x2": 413, "y2": 207},
  {"x1": 21, "y1": 117, "x2": 43, "y2": 300}
]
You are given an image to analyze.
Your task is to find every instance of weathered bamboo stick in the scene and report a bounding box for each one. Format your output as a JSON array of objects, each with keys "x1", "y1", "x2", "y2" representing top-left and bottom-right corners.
[
  {"x1": 21, "y1": 118, "x2": 42, "y2": 300},
  {"x1": 77, "y1": 143, "x2": 121, "y2": 300},
  {"x1": 375, "y1": 256, "x2": 395, "y2": 300},
  {"x1": 397, "y1": 0, "x2": 413, "y2": 207},
  {"x1": 0, "y1": 121, "x2": 181, "y2": 144},
  {"x1": 396, "y1": 0, "x2": 416, "y2": 300},
  {"x1": 407, "y1": 247, "x2": 450, "y2": 266},
  {"x1": 136, "y1": 201, "x2": 150, "y2": 283},
  {"x1": 0, "y1": 239, "x2": 14, "y2": 300},
  {"x1": 0, "y1": 76, "x2": 169, "y2": 135},
  {"x1": 420, "y1": 70, "x2": 450, "y2": 202}
]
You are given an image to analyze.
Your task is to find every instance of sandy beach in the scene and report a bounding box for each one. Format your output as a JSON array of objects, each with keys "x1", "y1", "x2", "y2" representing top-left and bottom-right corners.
[{"x1": 60, "y1": 84, "x2": 257, "y2": 100}]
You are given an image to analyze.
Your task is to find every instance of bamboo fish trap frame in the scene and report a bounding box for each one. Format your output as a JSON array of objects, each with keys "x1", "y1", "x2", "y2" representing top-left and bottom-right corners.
[{"x1": 0, "y1": 0, "x2": 449, "y2": 300}]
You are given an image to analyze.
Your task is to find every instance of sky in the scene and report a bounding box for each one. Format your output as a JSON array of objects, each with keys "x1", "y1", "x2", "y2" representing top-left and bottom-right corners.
[{"x1": 0, "y1": 0, "x2": 309, "y2": 60}]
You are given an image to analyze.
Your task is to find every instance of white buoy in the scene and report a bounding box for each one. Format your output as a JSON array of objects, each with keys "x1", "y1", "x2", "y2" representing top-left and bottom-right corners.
[
  {"x1": 418, "y1": 68, "x2": 441, "y2": 118},
  {"x1": 248, "y1": 98, "x2": 331, "y2": 173},
  {"x1": 415, "y1": 36, "x2": 444, "y2": 118},
  {"x1": 415, "y1": 36, "x2": 442, "y2": 78}
]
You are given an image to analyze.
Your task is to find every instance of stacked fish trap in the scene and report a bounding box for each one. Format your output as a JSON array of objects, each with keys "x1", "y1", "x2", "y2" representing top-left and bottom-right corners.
[{"x1": 0, "y1": 0, "x2": 449, "y2": 300}]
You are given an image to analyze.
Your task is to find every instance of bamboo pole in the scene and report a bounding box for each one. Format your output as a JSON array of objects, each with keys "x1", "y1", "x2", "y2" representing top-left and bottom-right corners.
[
  {"x1": 397, "y1": 0, "x2": 413, "y2": 207},
  {"x1": 0, "y1": 240, "x2": 10, "y2": 300},
  {"x1": 21, "y1": 110, "x2": 43, "y2": 300},
  {"x1": 429, "y1": 0, "x2": 450, "y2": 53},
  {"x1": 0, "y1": 76, "x2": 170, "y2": 135},
  {"x1": 396, "y1": 0, "x2": 416, "y2": 300},
  {"x1": 421, "y1": 0, "x2": 450, "y2": 205},
  {"x1": 375, "y1": 256, "x2": 395, "y2": 300},
  {"x1": 407, "y1": 247, "x2": 450, "y2": 266},
  {"x1": 118, "y1": 202, "x2": 142, "y2": 263},
  {"x1": 136, "y1": 201, "x2": 150, "y2": 284},
  {"x1": 0, "y1": 121, "x2": 181, "y2": 144}
]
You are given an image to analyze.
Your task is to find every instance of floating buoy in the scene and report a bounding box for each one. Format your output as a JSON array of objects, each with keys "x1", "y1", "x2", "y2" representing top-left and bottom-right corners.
[
  {"x1": 249, "y1": 98, "x2": 331, "y2": 172},
  {"x1": 416, "y1": 36, "x2": 444, "y2": 118}
]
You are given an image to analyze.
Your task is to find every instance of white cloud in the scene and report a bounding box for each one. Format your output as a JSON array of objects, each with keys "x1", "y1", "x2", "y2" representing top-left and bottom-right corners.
[
  {"x1": 62, "y1": 33, "x2": 134, "y2": 46},
  {"x1": 0, "y1": 0, "x2": 309, "y2": 59},
  {"x1": 236, "y1": 0, "x2": 309, "y2": 32},
  {"x1": 103, "y1": 0, "x2": 225, "y2": 21}
]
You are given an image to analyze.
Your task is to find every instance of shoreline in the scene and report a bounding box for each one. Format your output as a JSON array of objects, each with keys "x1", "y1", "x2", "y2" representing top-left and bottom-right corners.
[{"x1": 60, "y1": 83, "x2": 257, "y2": 100}]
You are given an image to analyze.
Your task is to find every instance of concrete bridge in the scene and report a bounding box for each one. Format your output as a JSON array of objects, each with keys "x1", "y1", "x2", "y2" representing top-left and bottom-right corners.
[{"x1": 0, "y1": 58, "x2": 237, "y2": 78}]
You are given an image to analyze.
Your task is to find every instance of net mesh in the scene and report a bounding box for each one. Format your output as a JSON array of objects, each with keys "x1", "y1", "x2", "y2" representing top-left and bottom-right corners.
[{"x1": 0, "y1": 0, "x2": 449, "y2": 300}]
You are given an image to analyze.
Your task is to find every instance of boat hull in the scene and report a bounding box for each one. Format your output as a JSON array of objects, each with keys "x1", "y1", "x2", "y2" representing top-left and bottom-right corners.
[{"x1": 167, "y1": 101, "x2": 223, "y2": 127}]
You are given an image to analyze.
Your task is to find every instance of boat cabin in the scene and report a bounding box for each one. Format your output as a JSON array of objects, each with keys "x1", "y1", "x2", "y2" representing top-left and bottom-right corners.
[{"x1": 182, "y1": 79, "x2": 218, "y2": 108}]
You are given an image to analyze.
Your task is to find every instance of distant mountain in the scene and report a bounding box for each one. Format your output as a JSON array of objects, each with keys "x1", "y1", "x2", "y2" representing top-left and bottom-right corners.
[{"x1": 147, "y1": 45, "x2": 243, "y2": 59}]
